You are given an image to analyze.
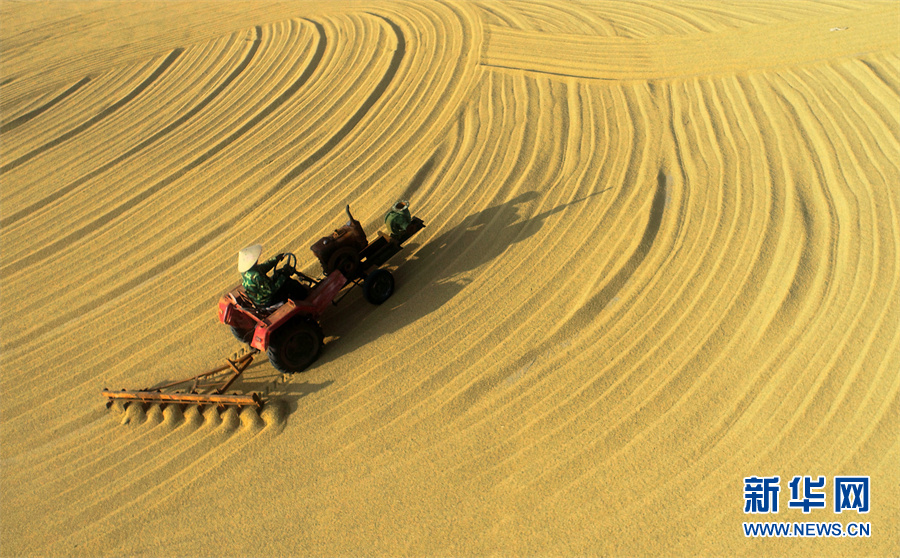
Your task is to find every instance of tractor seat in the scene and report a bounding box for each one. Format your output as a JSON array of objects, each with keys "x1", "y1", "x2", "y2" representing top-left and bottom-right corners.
[
  {"x1": 254, "y1": 301, "x2": 285, "y2": 313},
  {"x1": 230, "y1": 291, "x2": 285, "y2": 316}
]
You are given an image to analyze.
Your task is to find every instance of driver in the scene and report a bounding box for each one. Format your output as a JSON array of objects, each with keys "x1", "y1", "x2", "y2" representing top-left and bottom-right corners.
[{"x1": 237, "y1": 244, "x2": 308, "y2": 307}]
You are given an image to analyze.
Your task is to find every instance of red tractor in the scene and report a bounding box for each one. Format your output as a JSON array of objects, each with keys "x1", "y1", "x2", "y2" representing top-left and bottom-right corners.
[{"x1": 217, "y1": 202, "x2": 424, "y2": 373}]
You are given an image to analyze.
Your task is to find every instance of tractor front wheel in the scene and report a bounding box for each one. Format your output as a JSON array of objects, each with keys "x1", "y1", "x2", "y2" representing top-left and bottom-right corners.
[{"x1": 266, "y1": 319, "x2": 323, "y2": 373}]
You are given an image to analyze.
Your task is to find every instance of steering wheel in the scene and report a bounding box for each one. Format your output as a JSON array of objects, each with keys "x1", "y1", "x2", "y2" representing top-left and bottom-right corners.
[{"x1": 275, "y1": 252, "x2": 297, "y2": 276}]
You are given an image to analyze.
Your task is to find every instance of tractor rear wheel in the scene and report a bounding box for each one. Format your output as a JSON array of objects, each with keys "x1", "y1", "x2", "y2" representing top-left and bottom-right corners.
[
  {"x1": 266, "y1": 319, "x2": 323, "y2": 373},
  {"x1": 230, "y1": 325, "x2": 254, "y2": 344},
  {"x1": 363, "y1": 269, "x2": 394, "y2": 305}
]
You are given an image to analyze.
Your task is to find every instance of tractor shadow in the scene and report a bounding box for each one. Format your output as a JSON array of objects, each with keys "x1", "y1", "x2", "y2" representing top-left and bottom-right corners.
[{"x1": 313, "y1": 188, "x2": 607, "y2": 370}]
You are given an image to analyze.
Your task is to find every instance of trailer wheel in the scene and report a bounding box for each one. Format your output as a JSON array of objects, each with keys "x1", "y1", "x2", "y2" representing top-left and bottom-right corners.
[
  {"x1": 363, "y1": 269, "x2": 394, "y2": 305},
  {"x1": 266, "y1": 319, "x2": 323, "y2": 373},
  {"x1": 230, "y1": 325, "x2": 254, "y2": 344}
]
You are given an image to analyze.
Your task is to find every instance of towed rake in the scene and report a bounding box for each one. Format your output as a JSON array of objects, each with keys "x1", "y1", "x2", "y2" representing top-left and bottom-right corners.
[{"x1": 101, "y1": 349, "x2": 263, "y2": 411}]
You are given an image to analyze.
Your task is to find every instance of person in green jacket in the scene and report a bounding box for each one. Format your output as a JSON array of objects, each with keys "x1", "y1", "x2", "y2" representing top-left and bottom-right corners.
[{"x1": 237, "y1": 244, "x2": 307, "y2": 307}]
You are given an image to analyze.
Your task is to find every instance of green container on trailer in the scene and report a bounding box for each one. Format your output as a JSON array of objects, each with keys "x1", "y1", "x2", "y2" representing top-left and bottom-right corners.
[{"x1": 384, "y1": 200, "x2": 412, "y2": 237}]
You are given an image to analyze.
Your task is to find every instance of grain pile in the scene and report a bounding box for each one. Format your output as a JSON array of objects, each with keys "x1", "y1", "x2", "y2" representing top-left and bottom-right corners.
[{"x1": 1, "y1": 1, "x2": 897, "y2": 556}]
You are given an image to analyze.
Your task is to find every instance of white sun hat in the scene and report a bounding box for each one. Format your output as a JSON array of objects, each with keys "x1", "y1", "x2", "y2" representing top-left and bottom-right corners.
[{"x1": 237, "y1": 244, "x2": 263, "y2": 273}]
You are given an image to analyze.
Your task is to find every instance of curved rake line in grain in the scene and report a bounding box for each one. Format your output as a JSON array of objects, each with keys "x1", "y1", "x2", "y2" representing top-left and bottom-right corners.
[
  {"x1": 536, "y1": 74, "x2": 843, "y2": 503},
  {"x1": 410, "y1": 87, "x2": 627, "y2": 416},
  {"x1": 95, "y1": 14, "x2": 403, "y2": 303},
  {"x1": 66, "y1": 414, "x2": 276, "y2": 553},
  {"x1": 0, "y1": 28, "x2": 263, "y2": 229},
  {"x1": 534, "y1": 171, "x2": 780, "y2": 496},
  {"x1": 455, "y1": 85, "x2": 621, "y2": 387},
  {"x1": 348, "y1": 91, "x2": 628, "y2": 452},
  {"x1": 0, "y1": 22, "x2": 325, "y2": 279},
  {"x1": 14, "y1": 16, "x2": 405, "y2": 347},
  {"x1": 424, "y1": 87, "x2": 680, "y2": 479},
  {"x1": 442, "y1": 174, "x2": 680, "y2": 487},
  {"x1": 322, "y1": 77, "x2": 636, "y2": 440},
  {"x1": 271, "y1": 13, "x2": 405, "y2": 189},
  {"x1": 788, "y1": 63, "x2": 898, "y2": 457},
  {"x1": 315, "y1": 73, "x2": 540, "y2": 405},
  {"x1": 665, "y1": 73, "x2": 814, "y2": 454},
  {"x1": 450, "y1": 173, "x2": 669, "y2": 442},
  {"x1": 432, "y1": 109, "x2": 668, "y2": 425},
  {"x1": 540, "y1": 155, "x2": 768, "y2": 496},
  {"x1": 0, "y1": 48, "x2": 184, "y2": 174},
  {"x1": 475, "y1": 4, "x2": 525, "y2": 29},
  {"x1": 337, "y1": 143, "x2": 666, "y2": 454},
  {"x1": 329, "y1": 76, "x2": 567, "y2": 434},
  {"x1": 838, "y1": 57, "x2": 900, "y2": 161},
  {"x1": 689, "y1": 211, "x2": 894, "y2": 518},
  {"x1": 627, "y1": 2, "x2": 719, "y2": 34},
  {"x1": 720, "y1": 71, "x2": 881, "y2": 463},
  {"x1": 666, "y1": 237, "x2": 897, "y2": 532},
  {"x1": 765, "y1": 67, "x2": 897, "y2": 472},
  {"x1": 46, "y1": 403, "x2": 252, "y2": 510},
  {"x1": 358, "y1": 155, "x2": 662, "y2": 467},
  {"x1": 256, "y1": 4, "x2": 478, "y2": 248},
  {"x1": 293, "y1": 73, "x2": 532, "y2": 430},
  {"x1": 230, "y1": 4, "x2": 479, "y2": 281},
  {"x1": 0, "y1": 22, "x2": 325, "y2": 349},
  {"x1": 0, "y1": 76, "x2": 92, "y2": 134},
  {"x1": 507, "y1": 1, "x2": 616, "y2": 35},
  {"x1": 11, "y1": 20, "x2": 337, "y2": 280},
  {"x1": 583, "y1": 78, "x2": 768, "y2": 453},
  {"x1": 94, "y1": 13, "x2": 405, "y2": 293},
  {"x1": 25, "y1": 411, "x2": 255, "y2": 552},
  {"x1": 560, "y1": 78, "x2": 752, "y2": 410},
  {"x1": 313, "y1": 74, "x2": 487, "y2": 347},
  {"x1": 617, "y1": 76, "x2": 831, "y2": 492},
  {"x1": 480, "y1": 5, "x2": 899, "y2": 81},
  {"x1": 676, "y1": 1, "x2": 797, "y2": 30},
  {"x1": 114, "y1": 17, "x2": 399, "y2": 344},
  {"x1": 105, "y1": 16, "x2": 386, "y2": 269},
  {"x1": 858, "y1": 56, "x2": 900, "y2": 99}
]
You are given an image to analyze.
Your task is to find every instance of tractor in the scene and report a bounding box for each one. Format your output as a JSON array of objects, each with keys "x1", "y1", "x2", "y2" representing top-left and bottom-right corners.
[{"x1": 217, "y1": 200, "x2": 424, "y2": 373}]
